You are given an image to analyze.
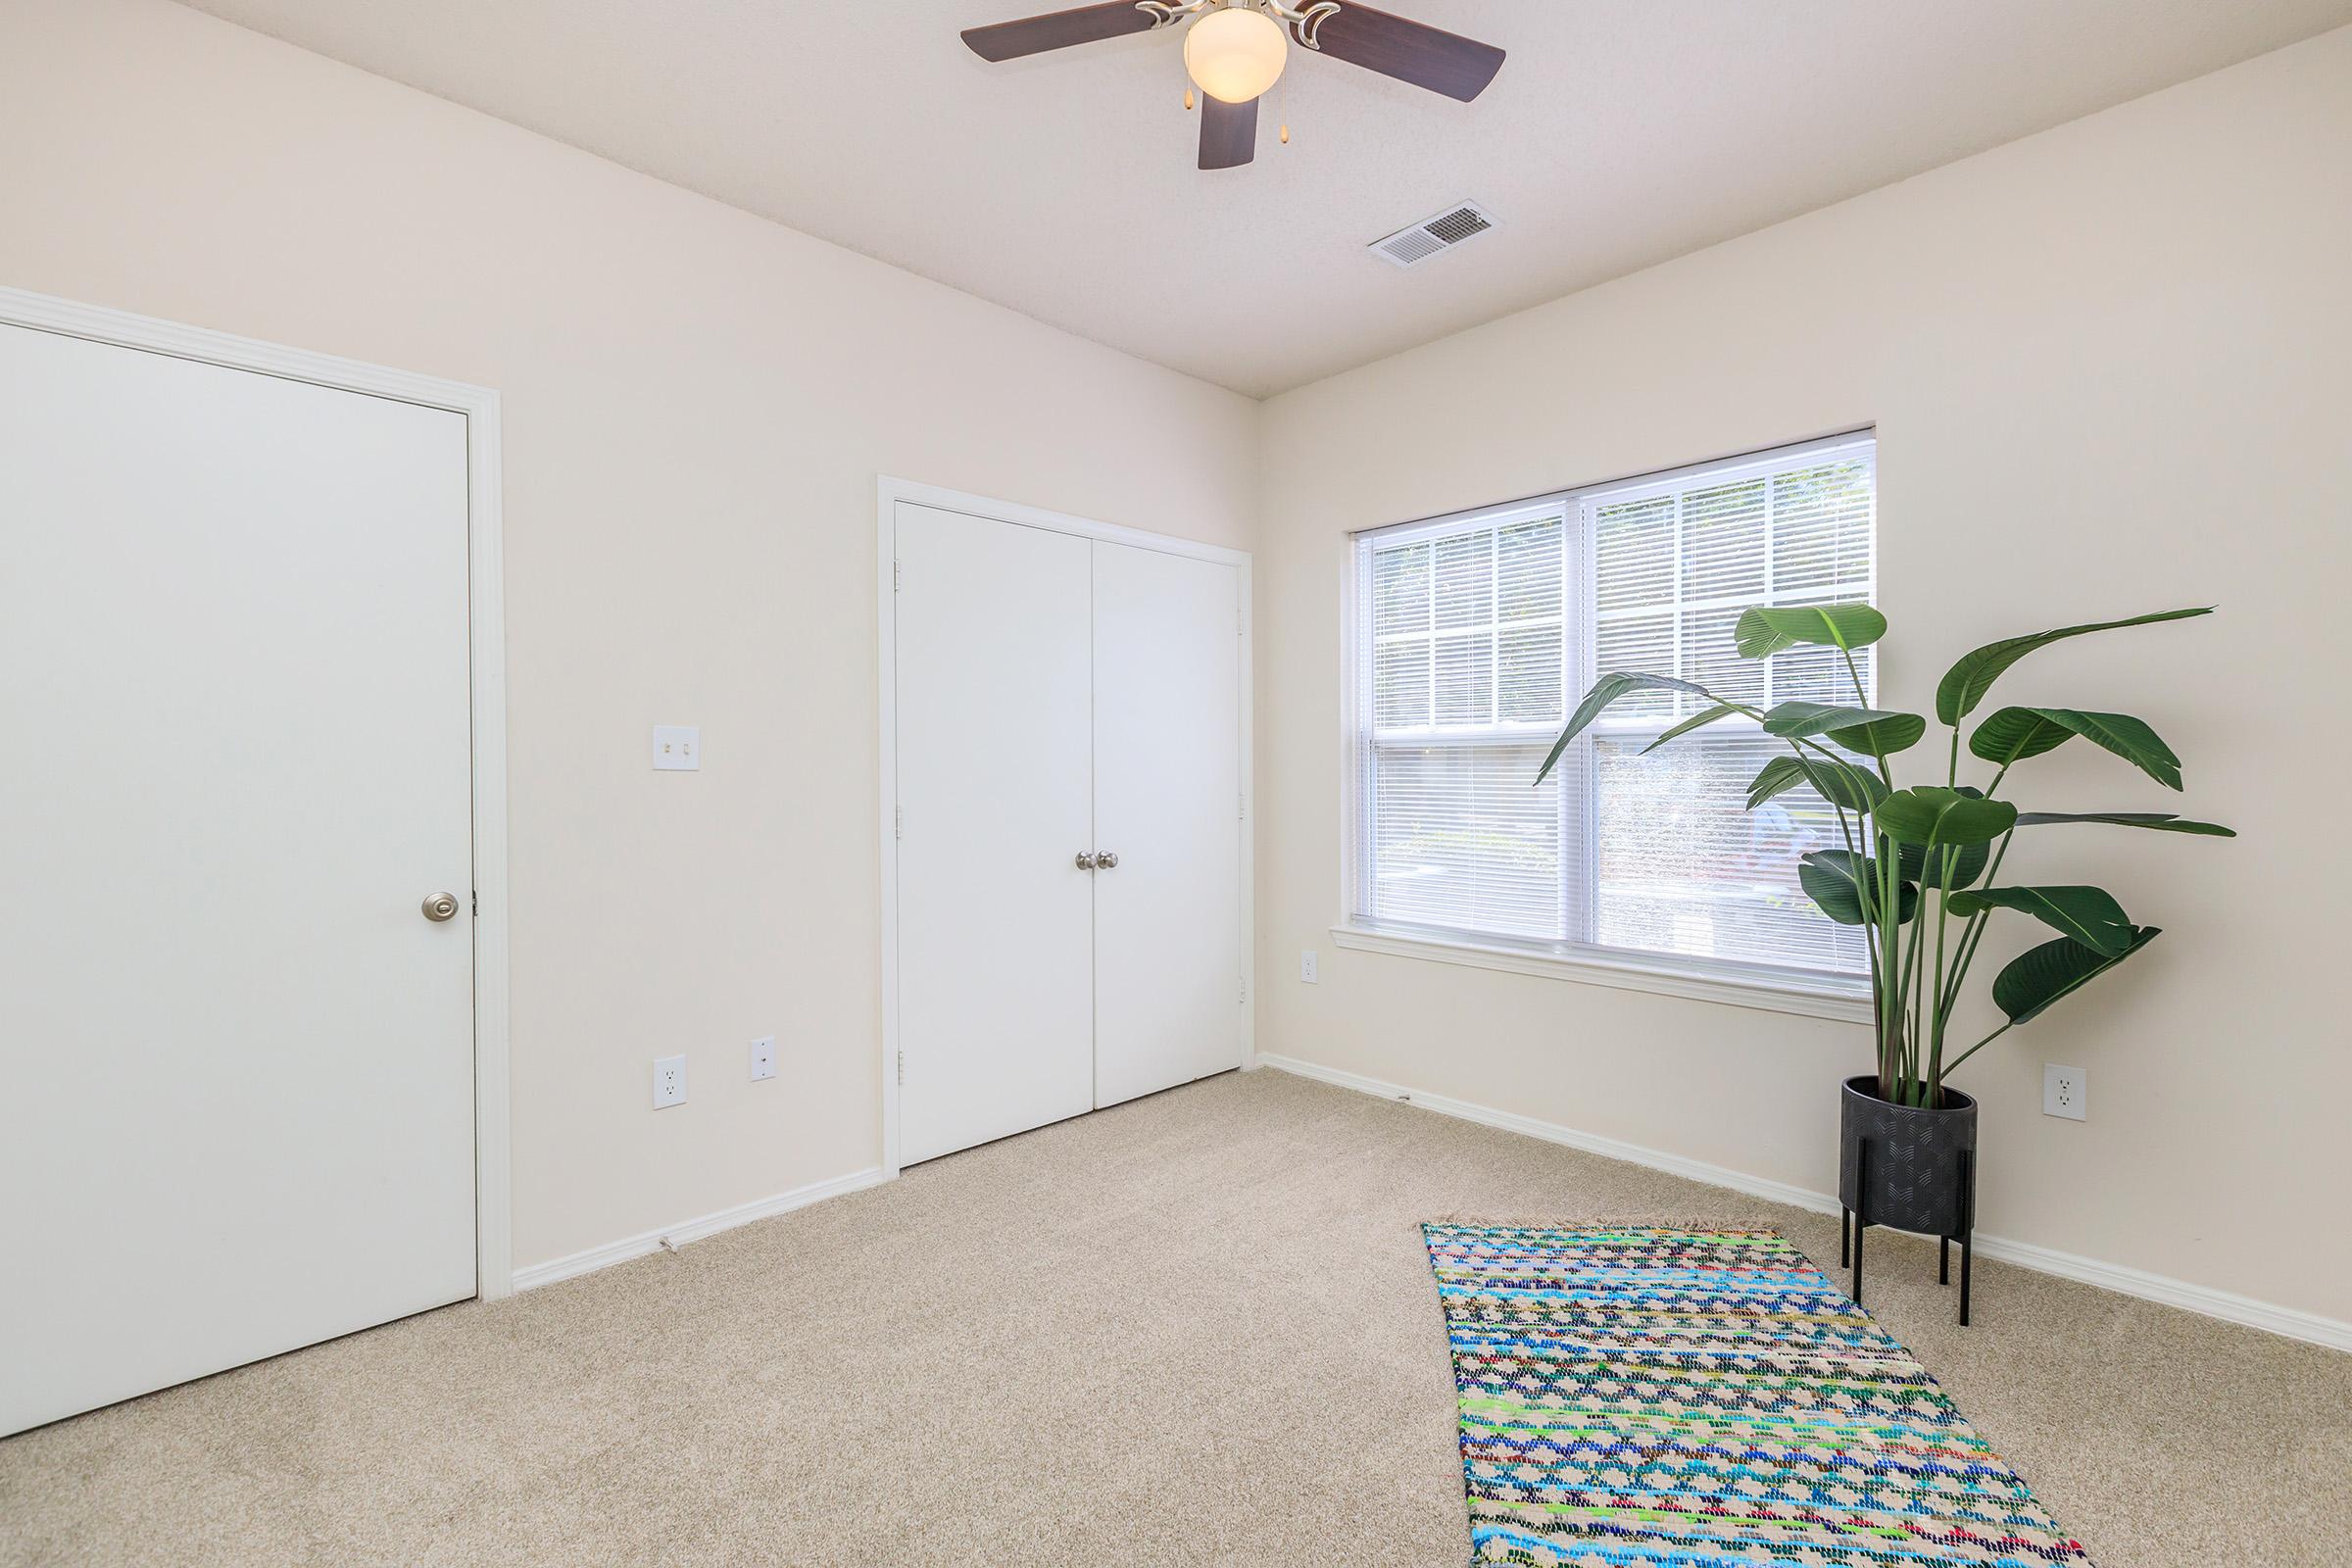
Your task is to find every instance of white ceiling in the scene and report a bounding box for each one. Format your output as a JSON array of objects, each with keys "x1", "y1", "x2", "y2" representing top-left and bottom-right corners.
[{"x1": 183, "y1": 0, "x2": 2352, "y2": 397}]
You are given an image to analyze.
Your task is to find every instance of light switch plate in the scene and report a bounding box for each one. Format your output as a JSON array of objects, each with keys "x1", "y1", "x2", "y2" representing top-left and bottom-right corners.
[
  {"x1": 750, "y1": 1036, "x2": 777, "y2": 1081},
  {"x1": 653, "y1": 1054, "x2": 687, "y2": 1108},
  {"x1": 652, "y1": 725, "x2": 701, "y2": 771},
  {"x1": 2043, "y1": 1063, "x2": 2086, "y2": 1121}
]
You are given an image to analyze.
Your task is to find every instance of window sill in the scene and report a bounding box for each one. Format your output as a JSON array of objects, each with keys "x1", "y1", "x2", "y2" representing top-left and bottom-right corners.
[{"x1": 1326, "y1": 924, "x2": 1875, "y2": 1025}]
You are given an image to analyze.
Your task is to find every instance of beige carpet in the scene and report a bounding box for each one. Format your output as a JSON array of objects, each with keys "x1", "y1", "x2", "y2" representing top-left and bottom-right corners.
[{"x1": 3, "y1": 1069, "x2": 2346, "y2": 1566}]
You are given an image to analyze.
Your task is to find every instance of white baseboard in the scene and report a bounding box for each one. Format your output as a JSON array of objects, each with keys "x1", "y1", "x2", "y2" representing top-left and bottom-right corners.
[
  {"x1": 511, "y1": 1166, "x2": 892, "y2": 1294},
  {"x1": 1258, "y1": 1053, "x2": 2352, "y2": 1353}
]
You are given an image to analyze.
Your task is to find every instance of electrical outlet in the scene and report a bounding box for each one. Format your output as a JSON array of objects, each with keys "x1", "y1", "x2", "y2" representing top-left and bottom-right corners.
[
  {"x1": 1299, "y1": 949, "x2": 1319, "y2": 984},
  {"x1": 652, "y1": 724, "x2": 700, "y2": 771},
  {"x1": 653, "y1": 1054, "x2": 687, "y2": 1108},
  {"x1": 750, "y1": 1035, "x2": 777, "y2": 1081},
  {"x1": 2043, "y1": 1063, "x2": 2086, "y2": 1121}
]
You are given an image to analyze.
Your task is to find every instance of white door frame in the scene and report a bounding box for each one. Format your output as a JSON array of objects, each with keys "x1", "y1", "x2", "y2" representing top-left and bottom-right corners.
[
  {"x1": 1, "y1": 285, "x2": 514, "y2": 1300},
  {"x1": 876, "y1": 477, "x2": 1253, "y2": 1179}
]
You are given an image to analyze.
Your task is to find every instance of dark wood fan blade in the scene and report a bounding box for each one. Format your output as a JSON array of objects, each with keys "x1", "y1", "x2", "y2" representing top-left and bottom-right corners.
[
  {"x1": 1311, "y1": 3, "x2": 1504, "y2": 102},
  {"x1": 961, "y1": 3, "x2": 1157, "y2": 62},
  {"x1": 1198, "y1": 93, "x2": 1258, "y2": 170}
]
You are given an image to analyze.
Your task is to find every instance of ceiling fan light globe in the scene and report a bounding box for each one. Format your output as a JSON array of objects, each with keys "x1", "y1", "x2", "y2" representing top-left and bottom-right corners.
[{"x1": 1184, "y1": 7, "x2": 1287, "y2": 104}]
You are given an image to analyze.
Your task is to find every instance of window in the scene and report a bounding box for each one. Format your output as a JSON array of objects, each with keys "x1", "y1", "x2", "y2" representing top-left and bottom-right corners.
[{"x1": 1348, "y1": 433, "x2": 1877, "y2": 994}]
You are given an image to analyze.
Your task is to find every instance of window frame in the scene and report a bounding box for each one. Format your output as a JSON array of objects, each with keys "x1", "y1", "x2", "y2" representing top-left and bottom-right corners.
[{"x1": 1336, "y1": 430, "x2": 1878, "y2": 1024}]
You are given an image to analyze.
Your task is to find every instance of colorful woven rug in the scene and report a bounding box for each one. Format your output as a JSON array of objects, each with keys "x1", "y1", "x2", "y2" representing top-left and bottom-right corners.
[{"x1": 1423, "y1": 1224, "x2": 2090, "y2": 1567}]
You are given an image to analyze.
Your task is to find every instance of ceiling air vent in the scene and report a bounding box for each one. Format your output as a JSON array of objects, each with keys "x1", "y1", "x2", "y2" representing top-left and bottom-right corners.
[{"x1": 1369, "y1": 201, "x2": 1497, "y2": 269}]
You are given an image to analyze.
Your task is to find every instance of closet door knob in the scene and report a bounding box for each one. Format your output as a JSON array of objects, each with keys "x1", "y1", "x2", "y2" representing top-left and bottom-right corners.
[
  {"x1": 1096, "y1": 851, "x2": 1118, "y2": 869},
  {"x1": 1075, "y1": 852, "x2": 1098, "y2": 870}
]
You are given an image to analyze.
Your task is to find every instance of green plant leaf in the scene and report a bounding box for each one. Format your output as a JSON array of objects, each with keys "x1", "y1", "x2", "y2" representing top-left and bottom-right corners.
[
  {"x1": 2013, "y1": 811, "x2": 2236, "y2": 837},
  {"x1": 1733, "y1": 603, "x2": 1887, "y2": 659},
  {"x1": 1806, "y1": 755, "x2": 1889, "y2": 812},
  {"x1": 1759, "y1": 701, "x2": 1924, "y2": 756},
  {"x1": 1828, "y1": 712, "x2": 1928, "y2": 757},
  {"x1": 1745, "y1": 753, "x2": 1886, "y2": 812},
  {"x1": 1898, "y1": 785, "x2": 1989, "y2": 889},
  {"x1": 1538, "y1": 672, "x2": 1724, "y2": 783},
  {"x1": 1971, "y1": 708, "x2": 2183, "y2": 787},
  {"x1": 1875, "y1": 786, "x2": 2019, "y2": 848},
  {"x1": 1947, "y1": 885, "x2": 2134, "y2": 956},
  {"x1": 1745, "y1": 757, "x2": 1809, "y2": 809},
  {"x1": 1799, "y1": 851, "x2": 1918, "y2": 925},
  {"x1": 1642, "y1": 703, "x2": 1743, "y2": 754},
  {"x1": 2034, "y1": 710, "x2": 2183, "y2": 789},
  {"x1": 1897, "y1": 837, "x2": 1990, "y2": 891},
  {"x1": 1934, "y1": 608, "x2": 2212, "y2": 724},
  {"x1": 1969, "y1": 707, "x2": 2079, "y2": 765},
  {"x1": 1991, "y1": 926, "x2": 2162, "y2": 1025}
]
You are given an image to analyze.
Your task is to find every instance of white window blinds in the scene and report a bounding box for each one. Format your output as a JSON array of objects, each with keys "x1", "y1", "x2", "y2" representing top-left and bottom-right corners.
[{"x1": 1352, "y1": 434, "x2": 1877, "y2": 987}]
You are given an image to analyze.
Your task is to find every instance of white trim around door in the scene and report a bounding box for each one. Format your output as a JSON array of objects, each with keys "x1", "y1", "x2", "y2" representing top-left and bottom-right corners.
[
  {"x1": 875, "y1": 477, "x2": 1253, "y2": 1179},
  {"x1": 0, "y1": 285, "x2": 514, "y2": 1300}
]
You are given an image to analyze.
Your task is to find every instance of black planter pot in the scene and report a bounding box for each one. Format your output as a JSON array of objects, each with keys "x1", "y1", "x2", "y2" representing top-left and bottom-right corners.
[{"x1": 1837, "y1": 1073, "x2": 1979, "y2": 1324}]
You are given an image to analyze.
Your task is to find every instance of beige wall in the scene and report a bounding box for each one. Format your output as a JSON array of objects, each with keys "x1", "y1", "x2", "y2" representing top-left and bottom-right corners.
[
  {"x1": 1254, "y1": 28, "x2": 2352, "y2": 1322},
  {"x1": 0, "y1": 0, "x2": 1257, "y2": 1271}
]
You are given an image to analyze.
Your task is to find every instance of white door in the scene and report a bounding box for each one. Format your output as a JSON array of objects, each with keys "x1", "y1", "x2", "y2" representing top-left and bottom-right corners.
[
  {"x1": 0, "y1": 323, "x2": 477, "y2": 1437},
  {"x1": 1091, "y1": 541, "x2": 1246, "y2": 1107},
  {"x1": 894, "y1": 504, "x2": 1095, "y2": 1164}
]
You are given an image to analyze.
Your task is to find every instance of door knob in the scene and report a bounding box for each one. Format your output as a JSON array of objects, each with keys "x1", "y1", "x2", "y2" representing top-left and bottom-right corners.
[
  {"x1": 1074, "y1": 852, "x2": 1098, "y2": 870},
  {"x1": 421, "y1": 891, "x2": 461, "y2": 922},
  {"x1": 1096, "y1": 851, "x2": 1118, "y2": 869}
]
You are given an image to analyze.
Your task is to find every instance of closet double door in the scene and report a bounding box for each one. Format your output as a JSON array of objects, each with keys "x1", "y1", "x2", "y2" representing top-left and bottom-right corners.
[{"x1": 893, "y1": 501, "x2": 1245, "y2": 1165}]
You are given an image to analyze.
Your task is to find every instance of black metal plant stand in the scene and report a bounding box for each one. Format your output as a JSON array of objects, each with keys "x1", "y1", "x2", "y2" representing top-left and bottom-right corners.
[{"x1": 1839, "y1": 1139, "x2": 1976, "y2": 1326}]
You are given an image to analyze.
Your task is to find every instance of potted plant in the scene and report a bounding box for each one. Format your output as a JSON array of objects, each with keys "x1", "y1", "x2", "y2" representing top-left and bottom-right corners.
[{"x1": 1538, "y1": 604, "x2": 2232, "y2": 1320}]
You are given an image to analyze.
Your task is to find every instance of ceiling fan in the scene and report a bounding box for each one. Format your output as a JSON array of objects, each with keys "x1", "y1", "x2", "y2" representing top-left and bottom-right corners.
[{"x1": 961, "y1": 1, "x2": 1505, "y2": 171}]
